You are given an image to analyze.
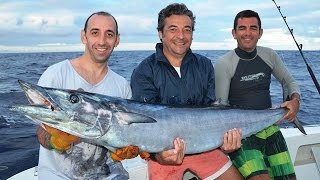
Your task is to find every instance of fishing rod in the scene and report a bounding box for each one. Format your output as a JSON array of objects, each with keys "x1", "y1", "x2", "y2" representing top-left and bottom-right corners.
[{"x1": 272, "y1": 0, "x2": 320, "y2": 94}]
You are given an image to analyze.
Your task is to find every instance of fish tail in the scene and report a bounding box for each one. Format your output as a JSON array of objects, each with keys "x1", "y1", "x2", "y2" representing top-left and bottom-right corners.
[{"x1": 293, "y1": 117, "x2": 307, "y2": 135}]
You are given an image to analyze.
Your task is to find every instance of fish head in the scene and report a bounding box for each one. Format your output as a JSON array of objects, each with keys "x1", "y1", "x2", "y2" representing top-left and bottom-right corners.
[{"x1": 11, "y1": 80, "x2": 113, "y2": 139}]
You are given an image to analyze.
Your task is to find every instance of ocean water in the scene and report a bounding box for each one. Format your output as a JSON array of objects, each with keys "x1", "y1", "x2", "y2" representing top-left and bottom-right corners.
[{"x1": 0, "y1": 50, "x2": 319, "y2": 179}]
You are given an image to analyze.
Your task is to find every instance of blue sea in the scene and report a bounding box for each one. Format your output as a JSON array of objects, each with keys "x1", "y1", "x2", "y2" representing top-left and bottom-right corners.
[{"x1": 0, "y1": 50, "x2": 319, "y2": 179}]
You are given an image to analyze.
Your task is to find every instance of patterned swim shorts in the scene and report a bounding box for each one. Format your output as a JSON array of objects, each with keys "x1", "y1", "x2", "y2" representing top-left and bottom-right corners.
[{"x1": 229, "y1": 125, "x2": 296, "y2": 180}]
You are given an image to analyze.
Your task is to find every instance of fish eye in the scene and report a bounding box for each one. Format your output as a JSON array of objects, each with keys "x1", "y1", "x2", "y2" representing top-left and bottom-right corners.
[{"x1": 69, "y1": 94, "x2": 80, "y2": 104}]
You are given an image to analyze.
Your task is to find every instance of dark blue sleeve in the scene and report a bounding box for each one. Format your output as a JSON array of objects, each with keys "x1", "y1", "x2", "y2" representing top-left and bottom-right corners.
[
  {"x1": 204, "y1": 58, "x2": 216, "y2": 105},
  {"x1": 130, "y1": 60, "x2": 160, "y2": 103}
]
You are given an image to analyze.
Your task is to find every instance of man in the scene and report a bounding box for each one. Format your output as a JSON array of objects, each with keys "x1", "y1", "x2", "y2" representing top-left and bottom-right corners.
[
  {"x1": 36, "y1": 11, "x2": 132, "y2": 179},
  {"x1": 215, "y1": 10, "x2": 300, "y2": 180},
  {"x1": 131, "y1": 3, "x2": 243, "y2": 180}
]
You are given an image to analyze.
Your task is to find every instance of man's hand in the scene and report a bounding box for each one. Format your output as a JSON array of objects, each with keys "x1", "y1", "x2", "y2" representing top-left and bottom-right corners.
[
  {"x1": 153, "y1": 137, "x2": 186, "y2": 165},
  {"x1": 111, "y1": 145, "x2": 151, "y2": 161},
  {"x1": 111, "y1": 145, "x2": 140, "y2": 161},
  {"x1": 281, "y1": 97, "x2": 300, "y2": 123},
  {"x1": 139, "y1": 151, "x2": 151, "y2": 161},
  {"x1": 220, "y1": 128, "x2": 242, "y2": 153},
  {"x1": 44, "y1": 124, "x2": 80, "y2": 152}
]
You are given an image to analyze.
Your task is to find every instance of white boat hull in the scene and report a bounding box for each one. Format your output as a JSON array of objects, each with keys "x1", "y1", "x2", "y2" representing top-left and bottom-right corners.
[
  {"x1": 282, "y1": 125, "x2": 320, "y2": 180},
  {"x1": 8, "y1": 126, "x2": 320, "y2": 180}
]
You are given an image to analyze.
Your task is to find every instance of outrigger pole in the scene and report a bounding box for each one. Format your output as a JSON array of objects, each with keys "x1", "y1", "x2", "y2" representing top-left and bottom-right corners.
[{"x1": 272, "y1": 0, "x2": 320, "y2": 94}]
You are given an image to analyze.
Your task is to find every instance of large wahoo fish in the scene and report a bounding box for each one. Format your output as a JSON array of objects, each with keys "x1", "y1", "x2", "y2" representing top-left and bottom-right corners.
[{"x1": 11, "y1": 80, "x2": 306, "y2": 154}]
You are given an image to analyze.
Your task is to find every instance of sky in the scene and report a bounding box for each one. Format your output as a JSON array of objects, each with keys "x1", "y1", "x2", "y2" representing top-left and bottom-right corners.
[{"x1": 0, "y1": 0, "x2": 319, "y2": 52}]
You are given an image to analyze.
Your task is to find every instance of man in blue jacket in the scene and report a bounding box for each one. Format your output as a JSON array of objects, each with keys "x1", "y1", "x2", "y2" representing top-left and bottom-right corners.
[{"x1": 131, "y1": 3, "x2": 243, "y2": 180}]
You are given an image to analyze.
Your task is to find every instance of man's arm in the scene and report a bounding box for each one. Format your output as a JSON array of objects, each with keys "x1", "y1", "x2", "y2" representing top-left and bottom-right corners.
[
  {"x1": 37, "y1": 125, "x2": 80, "y2": 152},
  {"x1": 131, "y1": 63, "x2": 160, "y2": 103},
  {"x1": 37, "y1": 126, "x2": 51, "y2": 149},
  {"x1": 269, "y1": 50, "x2": 300, "y2": 97},
  {"x1": 214, "y1": 55, "x2": 242, "y2": 153},
  {"x1": 204, "y1": 58, "x2": 216, "y2": 104},
  {"x1": 220, "y1": 128, "x2": 242, "y2": 153},
  {"x1": 281, "y1": 92, "x2": 300, "y2": 121},
  {"x1": 214, "y1": 57, "x2": 234, "y2": 105},
  {"x1": 290, "y1": 92, "x2": 301, "y2": 102},
  {"x1": 271, "y1": 52, "x2": 301, "y2": 121}
]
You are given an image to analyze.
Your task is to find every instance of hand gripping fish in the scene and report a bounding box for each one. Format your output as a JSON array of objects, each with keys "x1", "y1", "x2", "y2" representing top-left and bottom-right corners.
[{"x1": 10, "y1": 80, "x2": 306, "y2": 154}]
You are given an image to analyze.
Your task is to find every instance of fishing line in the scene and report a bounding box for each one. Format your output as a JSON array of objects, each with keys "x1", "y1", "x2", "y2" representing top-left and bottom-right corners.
[{"x1": 272, "y1": 0, "x2": 320, "y2": 94}]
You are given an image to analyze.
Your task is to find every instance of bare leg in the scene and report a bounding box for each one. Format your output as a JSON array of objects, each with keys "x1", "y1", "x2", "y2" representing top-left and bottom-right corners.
[
  {"x1": 248, "y1": 174, "x2": 270, "y2": 180},
  {"x1": 216, "y1": 165, "x2": 244, "y2": 180}
]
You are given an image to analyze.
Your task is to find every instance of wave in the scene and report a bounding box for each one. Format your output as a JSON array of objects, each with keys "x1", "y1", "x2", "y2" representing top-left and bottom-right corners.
[{"x1": 0, "y1": 91, "x2": 29, "y2": 105}]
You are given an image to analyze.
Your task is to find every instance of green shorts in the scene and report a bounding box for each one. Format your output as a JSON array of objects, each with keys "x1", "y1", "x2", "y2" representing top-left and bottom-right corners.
[{"x1": 229, "y1": 125, "x2": 295, "y2": 180}]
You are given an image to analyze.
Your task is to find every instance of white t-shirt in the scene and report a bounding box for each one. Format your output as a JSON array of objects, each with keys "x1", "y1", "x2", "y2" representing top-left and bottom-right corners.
[
  {"x1": 37, "y1": 60, "x2": 132, "y2": 180},
  {"x1": 173, "y1": 66, "x2": 181, "y2": 78}
]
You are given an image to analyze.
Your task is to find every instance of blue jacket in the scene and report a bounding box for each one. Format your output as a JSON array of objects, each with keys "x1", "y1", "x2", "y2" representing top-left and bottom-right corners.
[{"x1": 131, "y1": 43, "x2": 215, "y2": 106}]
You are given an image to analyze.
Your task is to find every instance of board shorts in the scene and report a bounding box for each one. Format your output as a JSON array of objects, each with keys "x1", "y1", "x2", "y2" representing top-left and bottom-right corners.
[
  {"x1": 148, "y1": 149, "x2": 232, "y2": 180},
  {"x1": 229, "y1": 125, "x2": 296, "y2": 179}
]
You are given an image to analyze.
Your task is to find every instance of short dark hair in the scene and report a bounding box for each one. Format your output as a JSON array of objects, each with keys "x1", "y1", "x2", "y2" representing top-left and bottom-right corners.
[
  {"x1": 83, "y1": 11, "x2": 119, "y2": 35},
  {"x1": 157, "y1": 3, "x2": 196, "y2": 32},
  {"x1": 233, "y1": 10, "x2": 261, "y2": 30}
]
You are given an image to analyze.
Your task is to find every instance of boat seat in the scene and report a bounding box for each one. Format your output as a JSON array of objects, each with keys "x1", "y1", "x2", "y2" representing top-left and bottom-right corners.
[{"x1": 312, "y1": 147, "x2": 320, "y2": 174}]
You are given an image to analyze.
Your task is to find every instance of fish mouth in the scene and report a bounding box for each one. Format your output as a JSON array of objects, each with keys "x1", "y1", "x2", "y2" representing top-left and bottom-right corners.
[
  {"x1": 12, "y1": 80, "x2": 107, "y2": 139},
  {"x1": 18, "y1": 80, "x2": 60, "y2": 111}
]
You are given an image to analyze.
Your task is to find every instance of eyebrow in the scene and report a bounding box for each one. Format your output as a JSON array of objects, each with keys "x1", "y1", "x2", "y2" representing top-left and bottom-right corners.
[
  {"x1": 167, "y1": 25, "x2": 177, "y2": 29},
  {"x1": 167, "y1": 25, "x2": 192, "y2": 29},
  {"x1": 90, "y1": 28, "x2": 116, "y2": 34},
  {"x1": 238, "y1": 25, "x2": 259, "y2": 29}
]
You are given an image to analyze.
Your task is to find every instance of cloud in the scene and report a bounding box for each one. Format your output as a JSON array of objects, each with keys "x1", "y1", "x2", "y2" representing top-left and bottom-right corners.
[
  {"x1": 0, "y1": 0, "x2": 319, "y2": 52},
  {"x1": 117, "y1": 15, "x2": 155, "y2": 33}
]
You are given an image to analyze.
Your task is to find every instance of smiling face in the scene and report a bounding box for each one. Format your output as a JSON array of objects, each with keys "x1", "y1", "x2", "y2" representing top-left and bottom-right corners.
[
  {"x1": 232, "y1": 17, "x2": 263, "y2": 52},
  {"x1": 81, "y1": 14, "x2": 120, "y2": 64},
  {"x1": 159, "y1": 15, "x2": 193, "y2": 65}
]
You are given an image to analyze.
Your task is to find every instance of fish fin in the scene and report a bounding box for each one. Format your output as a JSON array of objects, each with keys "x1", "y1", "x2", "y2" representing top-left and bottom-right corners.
[
  {"x1": 293, "y1": 117, "x2": 307, "y2": 135},
  {"x1": 114, "y1": 111, "x2": 156, "y2": 125}
]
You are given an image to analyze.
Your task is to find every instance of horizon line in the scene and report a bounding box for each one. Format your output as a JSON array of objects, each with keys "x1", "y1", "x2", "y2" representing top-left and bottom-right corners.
[{"x1": 0, "y1": 42, "x2": 319, "y2": 53}]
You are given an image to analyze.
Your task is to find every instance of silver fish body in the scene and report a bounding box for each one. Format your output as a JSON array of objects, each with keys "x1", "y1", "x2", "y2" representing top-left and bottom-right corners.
[
  {"x1": 102, "y1": 105, "x2": 287, "y2": 154},
  {"x1": 11, "y1": 80, "x2": 300, "y2": 154}
]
